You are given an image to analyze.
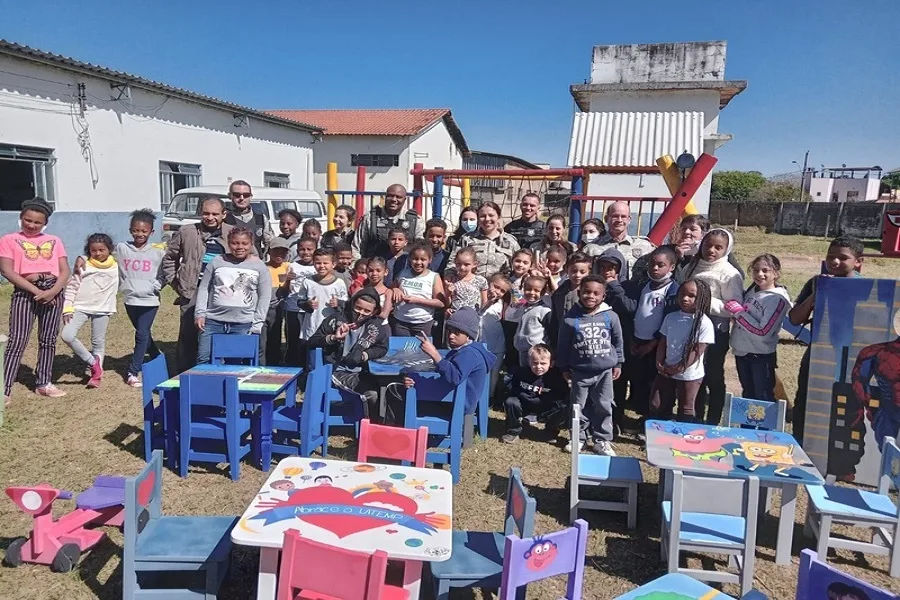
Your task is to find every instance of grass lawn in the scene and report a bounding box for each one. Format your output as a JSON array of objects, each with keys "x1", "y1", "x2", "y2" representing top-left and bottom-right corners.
[{"x1": 1, "y1": 229, "x2": 899, "y2": 599}]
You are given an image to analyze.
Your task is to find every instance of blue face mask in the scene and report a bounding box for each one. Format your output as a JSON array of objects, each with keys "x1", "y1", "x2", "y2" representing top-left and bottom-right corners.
[{"x1": 461, "y1": 219, "x2": 477, "y2": 233}]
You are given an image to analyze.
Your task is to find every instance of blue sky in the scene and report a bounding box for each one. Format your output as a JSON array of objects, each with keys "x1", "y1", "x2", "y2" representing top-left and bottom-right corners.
[{"x1": 2, "y1": 0, "x2": 897, "y2": 175}]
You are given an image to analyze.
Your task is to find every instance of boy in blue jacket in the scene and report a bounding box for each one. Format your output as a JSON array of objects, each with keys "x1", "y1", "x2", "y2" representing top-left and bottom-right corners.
[{"x1": 557, "y1": 275, "x2": 624, "y2": 456}]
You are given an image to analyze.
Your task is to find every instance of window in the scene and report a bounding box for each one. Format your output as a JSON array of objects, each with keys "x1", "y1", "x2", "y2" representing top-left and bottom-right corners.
[
  {"x1": 264, "y1": 171, "x2": 290, "y2": 188},
  {"x1": 846, "y1": 190, "x2": 859, "y2": 202},
  {"x1": 270, "y1": 200, "x2": 323, "y2": 220},
  {"x1": 159, "y1": 161, "x2": 201, "y2": 212},
  {"x1": 0, "y1": 144, "x2": 56, "y2": 211},
  {"x1": 351, "y1": 154, "x2": 399, "y2": 167}
]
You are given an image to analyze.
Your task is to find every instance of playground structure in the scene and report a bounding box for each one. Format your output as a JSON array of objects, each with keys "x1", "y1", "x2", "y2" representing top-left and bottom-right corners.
[
  {"x1": 4, "y1": 476, "x2": 126, "y2": 572},
  {"x1": 322, "y1": 154, "x2": 718, "y2": 245}
]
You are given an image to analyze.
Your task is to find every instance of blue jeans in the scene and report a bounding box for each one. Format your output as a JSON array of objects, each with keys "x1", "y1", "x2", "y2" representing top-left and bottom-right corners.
[
  {"x1": 735, "y1": 353, "x2": 777, "y2": 402},
  {"x1": 125, "y1": 304, "x2": 160, "y2": 376},
  {"x1": 197, "y1": 320, "x2": 252, "y2": 364}
]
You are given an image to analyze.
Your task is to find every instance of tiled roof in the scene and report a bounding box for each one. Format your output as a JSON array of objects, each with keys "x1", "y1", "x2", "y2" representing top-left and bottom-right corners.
[{"x1": 268, "y1": 109, "x2": 470, "y2": 156}]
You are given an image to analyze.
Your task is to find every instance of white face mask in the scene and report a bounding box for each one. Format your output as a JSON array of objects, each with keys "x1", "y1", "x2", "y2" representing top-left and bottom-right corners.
[
  {"x1": 461, "y1": 219, "x2": 477, "y2": 233},
  {"x1": 649, "y1": 272, "x2": 672, "y2": 283},
  {"x1": 581, "y1": 232, "x2": 599, "y2": 244}
]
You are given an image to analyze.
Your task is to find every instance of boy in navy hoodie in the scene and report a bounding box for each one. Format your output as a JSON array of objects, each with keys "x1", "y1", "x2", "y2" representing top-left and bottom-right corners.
[
  {"x1": 557, "y1": 275, "x2": 624, "y2": 456},
  {"x1": 502, "y1": 344, "x2": 569, "y2": 443}
]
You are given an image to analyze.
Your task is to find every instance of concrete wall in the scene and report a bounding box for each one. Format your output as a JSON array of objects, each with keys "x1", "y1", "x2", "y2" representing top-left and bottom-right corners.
[
  {"x1": 590, "y1": 41, "x2": 727, "y2": 84},
  {"x1": 710, "y1": 200, "x2": 900, "y2": 239}
]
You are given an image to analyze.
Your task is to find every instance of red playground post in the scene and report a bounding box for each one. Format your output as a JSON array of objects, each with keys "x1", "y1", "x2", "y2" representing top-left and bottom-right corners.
[{"x1": 646, "y1": 153, "x2": 718, "y2": 246}]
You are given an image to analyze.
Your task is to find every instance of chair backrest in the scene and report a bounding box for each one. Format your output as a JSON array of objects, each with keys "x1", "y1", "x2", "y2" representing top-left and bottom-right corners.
[
  {"x1": 357, "y1": 419, "x2": 428, "y2": 467},
  {"x1": 277, "y1": 529, "x2": 390, "y2": 600},
  {"x1": 388, "y1": 336, "x2": 431, "y2": 353},
  {"x1": 499, "y1": 519, "x2": 588, "y2": 600},
  {"x1": 211, "y1": 333, "x2": 259, "y2": 366},
  {"x1": 671, "y1": 470, "x2": 759, "y2": 518},
  {"x1": 123, "y1": 450, "x2": 163, "y2": 568},
  {"x1": 796, "y1": 549, "x2": 899, "y2": 600},
  {"x1": 140, "y1": 353, "x2": 169, "y2": 408},
  {"x1": 181, "y1": 374, "x2": 240, "y2": 410},
  {"x1": 724, "y1": 393, "x2": 786, "y2": 431},
  {"x1": 878, "y1": 436, "x2": 900, "y2": 495},
  {"x1": 504, "y1": 467, "x2": 537, "y2": 538},
  {"x1": 308, "y1": 346, "x2": 324, "y2": 370}
]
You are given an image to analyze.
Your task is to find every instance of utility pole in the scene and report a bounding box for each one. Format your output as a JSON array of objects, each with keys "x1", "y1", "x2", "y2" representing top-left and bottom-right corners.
[{"x1": 798, "y1": 150, "x2": 809, "y2": 201}]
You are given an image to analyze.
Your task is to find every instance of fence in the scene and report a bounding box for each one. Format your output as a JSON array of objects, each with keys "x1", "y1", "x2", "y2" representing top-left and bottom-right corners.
[{"x1": 709, "y1": 201, "x2": 897, "y2": 239}]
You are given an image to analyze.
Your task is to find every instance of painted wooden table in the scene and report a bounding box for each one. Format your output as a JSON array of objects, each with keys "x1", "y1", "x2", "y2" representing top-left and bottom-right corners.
[
  {"x1": 156, "y1": 364, "x2": 302, "y2": 472},
  {"x1": 232, "y1": 456, "x2": 453, "y2": 600},
  {"x1": 644, "y1": 420, "x2": 824, "y2": 566},
  {"x1": 615, "y1": 573, "x2": 736, "y2": 599},
  {"x1": 368, "y1": 349, "x2": 448, "y2": 421}
]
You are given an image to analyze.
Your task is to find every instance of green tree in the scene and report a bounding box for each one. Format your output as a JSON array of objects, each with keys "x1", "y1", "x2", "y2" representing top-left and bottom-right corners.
[
  {"x1": 710, "y1": 170, "x2": 767, "y2": 203},
  {"x1": 750, "y1": 180, "x2": 808, "y2": 203}
]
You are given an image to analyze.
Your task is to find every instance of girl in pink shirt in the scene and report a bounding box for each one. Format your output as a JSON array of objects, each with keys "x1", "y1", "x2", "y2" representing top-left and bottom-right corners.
[{"x1": 0, "y1": 198, "x2": 70, "y2": 402}]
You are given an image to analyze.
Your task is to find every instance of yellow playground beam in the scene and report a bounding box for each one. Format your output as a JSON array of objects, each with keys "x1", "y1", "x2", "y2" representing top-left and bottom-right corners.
[
  {"x1": 326, "y1": 161, "x2": 338, "y2": 229},
  {"x1": 656, "y1": 155, "x2": 699, "y2": 216},
  {"x1": 462, "y1": 177, "x2": 471, "y2": 208}
]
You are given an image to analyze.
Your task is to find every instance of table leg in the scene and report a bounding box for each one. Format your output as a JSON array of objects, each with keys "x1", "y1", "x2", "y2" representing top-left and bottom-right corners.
[
  {"x1": 378, "y1": 383, "x2": 387, "y2": 421},
  {"x1": 261, "y1": 400, "x2": 273, "y2": 471},
  {"x1": 402, "y1": 559, "x2": 423, "y2": 599},
  {"x1": 775, "y1": 483, "x2": 797, "y2": 565},
  {"x1": 256, "y1": 547, "x2": 279, "y2": 600},
  {"x1": 164, "y1": 390, "x2": 178, "y2": 472}
]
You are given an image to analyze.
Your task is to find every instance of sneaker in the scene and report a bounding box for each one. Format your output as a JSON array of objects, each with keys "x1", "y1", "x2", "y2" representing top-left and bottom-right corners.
[
  {"x1": 36, "y1": 384, "x2": 67, "y2": 398},
  {"x1": 4, "y1": 395, "x2": 10, "y2": 407},
  {"x1": 593, "y1": 440, "x2": 617, "y2": 456},
  {"x1": 125, "y1": 374, "x2": 141, "y2": 388},
  {"x1": 523, "y1": 414, "x2": 538, "y2": 425},
  {"x1": 501, "y1": 433, "x2": 520, "y2": 444},
  {"x1": 637, "y1": 432, "x2": 647, "y2": 443},
  {"x1": 564, "y1": 439, "x2": 585, "y2": 453}
]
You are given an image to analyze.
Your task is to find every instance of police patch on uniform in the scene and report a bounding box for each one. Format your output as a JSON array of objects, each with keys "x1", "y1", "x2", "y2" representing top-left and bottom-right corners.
[
  {"x1": 377, "y1": 218, "x2": 388, "y2": 227},
  {"x1": 256, "y1": 228, "x2": 263, "y2": 237},
  {"x1": 632, "y1": 248, "x2": 644, "y2": 258},
  {"x1": 402, "y1": 221, "x2": 409, "y2": 229},
  {"x1": 527, "y1": 229, "x2": 535, "y2": 237}
]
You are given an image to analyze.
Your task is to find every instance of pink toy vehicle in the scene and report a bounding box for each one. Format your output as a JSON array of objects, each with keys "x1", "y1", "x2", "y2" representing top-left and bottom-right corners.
[{"x1": 4, "y1": 476, "x2": 125, "y2": 572}]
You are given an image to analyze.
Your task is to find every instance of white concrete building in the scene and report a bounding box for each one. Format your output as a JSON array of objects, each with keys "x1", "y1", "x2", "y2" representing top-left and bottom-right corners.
[
  {"x1": 806, "y1": 166, "x2": 883, "y2": 203},
  {"x1": 0, "y1": 40, "x2": 320, "y2": 213},
  {"x1": 566, "y1": 41, "x2": 747, "y2": 224},
  {"x1": 268, "y1": 109, "x2": 469, "y2": 219}
]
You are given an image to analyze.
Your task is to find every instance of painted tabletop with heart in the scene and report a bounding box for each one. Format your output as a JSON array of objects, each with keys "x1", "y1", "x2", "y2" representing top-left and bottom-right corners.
[{"x1": 232, "y1": 457, "x2": 454, "y2": 562}]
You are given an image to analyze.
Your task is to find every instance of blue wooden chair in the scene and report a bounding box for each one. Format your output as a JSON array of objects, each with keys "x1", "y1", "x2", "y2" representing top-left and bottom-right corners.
[
  {"x1": 661, "y1": 470, "x2": 760, "y2": 595},
  {"x1": 140, "y1": 354, "x2": 169, "y2": 463},
  {"x1": 570, "y1": 404, "x2": 642, "y2": 529},
  {"x1": 178, "y1": 374, "x2": 252, "y2": 481},
  {"x1": 804, "y1": 436, "x2": 900, "y2": 577},
  {"x1": 123, "y1": 450, "x2": 237, "y2": 599},
  {"x1": 270, "y1": 364, "x2": 329, "y2": 459},
  {"x1": 307, "y1": 347, "x2": 364, "y2": 441},
  {"x1": 723, "y1": 393, "x2": 786, "y2": 431},
  {"x1": 403, "y1": 372, "x2": 465, "y2": 483},
  {"x1": 796, "y1": 549, "x2": 899, "y2": 600},
  {"x1": 430, "y1": 467, "x2": 536, "y2": 600},
  {"x1": 211, "y1": 333, "x2": 259, "y2": 366}
]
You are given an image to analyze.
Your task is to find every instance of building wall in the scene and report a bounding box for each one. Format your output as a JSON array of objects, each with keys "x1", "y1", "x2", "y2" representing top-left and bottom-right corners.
[
  {"x1": 809, "y1": 177, "x2": 881, "y2": 203},
  {"x1": 0, "y1": 56, "x2": 315, "y2": 212},
  {"x1": 590, "y1": 42, "x2": 727, "y2": 85},
  {"x1": 409, "y1": 121, "x2": 463, "y2": 223}
]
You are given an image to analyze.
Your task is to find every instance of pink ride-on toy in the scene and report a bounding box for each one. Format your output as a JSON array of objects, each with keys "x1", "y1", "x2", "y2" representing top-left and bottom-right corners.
[{"x1": 4, "y1": 475, "x2": 126, "y2": 572}]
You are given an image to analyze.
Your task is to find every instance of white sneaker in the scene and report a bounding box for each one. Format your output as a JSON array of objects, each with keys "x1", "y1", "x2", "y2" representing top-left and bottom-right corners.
[
  {"x1": 36, "y1": 384, "x2": 67, "y2": 398},
  {"x1": 126, "y1": 374, "x2": 141, "y2": 388},
  {"x1": 593, "y1": 441, "x2": 617, "y2": 456},
  {"x1": 564, "y1": 440, "x2": 585, "y2": 453}
]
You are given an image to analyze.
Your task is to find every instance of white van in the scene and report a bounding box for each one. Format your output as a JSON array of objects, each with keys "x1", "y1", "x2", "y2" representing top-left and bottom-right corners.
[{"x1": 162, "y1": 186, "x2": 327, "y2": 241}]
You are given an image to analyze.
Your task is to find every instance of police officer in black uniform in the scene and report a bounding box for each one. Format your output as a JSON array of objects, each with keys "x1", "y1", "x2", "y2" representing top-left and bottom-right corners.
[
  {"x1": 504, "y1": 192, "x2": 546, "y2": 249},
  {"x1": 352, "y1": 183, "x2": 425, "y2": 258},
  {"x1": 224, "y1": 180, "x2": 273, "y2": 255}
]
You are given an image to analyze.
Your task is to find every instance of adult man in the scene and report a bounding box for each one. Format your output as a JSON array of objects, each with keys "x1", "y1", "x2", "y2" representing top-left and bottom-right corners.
[
  {"x1": 162, "y1": 197, "x2": 240, "y2": 371},
  {"x1": 224, "y1": 180, "x2": 273, "y2": 256},
  {"x1": 592, "y1": 201, "x2": 655, "y2": 279},
  {"x1": 504, "y1": 193, "x2": 545, "y2": 249},
  {"x1": 353, "y1": 184, "x2": 424, "y2": 258}
]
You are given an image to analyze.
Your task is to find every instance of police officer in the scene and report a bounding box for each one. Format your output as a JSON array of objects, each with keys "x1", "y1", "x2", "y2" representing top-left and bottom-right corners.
[
  {"x1": 592, "y1": 201, "x2": 655, "y2": 279},
  {"x1": 504, "y1": 192, "x2": 545, "y2": 249},
  {"x1": 224, "y1": 180, "x2": 273, "y2": 256},
  {"x1": 352, "y1": 184, "x2": 425, "y2": 258}
]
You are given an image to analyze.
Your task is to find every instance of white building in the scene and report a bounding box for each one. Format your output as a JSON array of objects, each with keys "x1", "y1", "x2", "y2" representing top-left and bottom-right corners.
[
  {"x1": 268, "y1": 109, "x2": 469, "y2": 219},
  {"x1": 805, "y1": 166, "x2": 883, "y2": 203},
  {"x1": 0, "y1": 40, "x2": 320, "y2": 213},
  {"x1": 566, "y1": 41, "x2": 747, "y2": 223}
]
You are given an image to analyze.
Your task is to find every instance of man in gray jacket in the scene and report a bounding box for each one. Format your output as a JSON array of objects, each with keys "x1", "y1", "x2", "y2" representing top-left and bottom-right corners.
[{"x1": 162, "y1": 196, "x2": 239, "y2": 371}]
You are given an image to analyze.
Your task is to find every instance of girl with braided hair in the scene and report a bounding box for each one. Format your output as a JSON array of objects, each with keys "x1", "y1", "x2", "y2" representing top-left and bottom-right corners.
[{"x1": 649, "y1": 279, "x2": 715, "y2": 422}]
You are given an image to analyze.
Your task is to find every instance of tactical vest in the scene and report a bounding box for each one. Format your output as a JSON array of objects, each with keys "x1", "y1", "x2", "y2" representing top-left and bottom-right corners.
[
  {"x1": 364, "y1": 206, "x2": 419, "y2": 258},
  {"x1": 225, "y1": 210, "x2": 267, "y2": 255}
]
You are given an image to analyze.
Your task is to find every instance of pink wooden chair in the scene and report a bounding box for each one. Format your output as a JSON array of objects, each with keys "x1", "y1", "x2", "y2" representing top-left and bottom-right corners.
[
  {"x1": 357, "y1": 419, "x2": 428, "y2": 468},
  {"x1": 277, "y1": 529, "x2": 408, "y2": 600}
]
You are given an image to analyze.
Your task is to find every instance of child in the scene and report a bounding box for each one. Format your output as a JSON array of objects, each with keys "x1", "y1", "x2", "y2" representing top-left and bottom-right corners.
[
  {"x1": 261, "y1": 237, "x2": 291, "y2": 366},
  {"x1": 61, "y1": 234, "x2": 117, "y2": 388},
  {"x1": 194, "y1": 227, "x2": 272, "y2": 363},
  {"x1": 557, "y1": 275, "x2": 624, "y2": 456},
  {"x1": 448, "y1": 208, "x2": 478, "y2": 255},
  {"x1": 309, "y1": 287, "x2": 389, "y2": 420},
  {"x1": 277, "y1": 208, "x2": 303, "y2": 261},
  {"x1": 284, "y1": 237, "x2": 318, "y2": 366},
  {"x1": 649, "y1": 279, "x2": 713, "y2": 421},
  {"x1": 425, "y1": 218, "x2": 450, "y2": 273},
  {"x1": 297, "y1": 247, "x2": 348, "y2": 343},
  {"x1": 530, "y1": 214, "x2": 576, "y2": 261},
  {"x1": 365, "y1": 257, "x2": 392, "y2": 321},
  {"x1": 502, "y1": 344, "x2": 569, "y2": 443},
  {"x1": 682, "y1": 228, "x2": 744, "y2": 425},
  {"x1": 385, "y1": 227, "x2": 409, "y2": 285},
  {"x1": 301, "y1": 218, "x2": 323, "y2": 247},
  {"x1": 321, "y1": 205, "x2": 356, "y2": 251},
  {"x1": 333, "y1": 241, "x2": 355, "y2": 289},
  {"x1": 502, "y1": 249, "x2": 534, "y2": 370},
  {"x1": 547, "y1": 252, "x2": 593, "y2": 351},
  {"x1": 513, "y1": 275, "x2": 551, "y2": 366},
  {"x1": 543, "y1": 246, "x2": 568, "y2": 290},
  {"x1": 788, "y1": 236, "x2": 863, "y2": 443},
  {"x1": 675, "y1": 214, "x2": 744, "y2": 280},
  {"x1": 390, "y1": 241, "x2": 446, "y2": 337},
  {"x1": 579, "y1": 218, "x2": 606, "y2": 257},
  {"x1": 0, "y1": 198, "x2": 70, "y2": 401},
  {"x1": 479, "y1": 273, "x2": 511, "y2": 402},
  {"x1": 728, "y1": 254, "x2": 792, "y2": 401},
  {"x1": 446, "y1": 247, "x2": 488, "y2": 314},
  {"x1": 117, "y1": 209, "x2": 165, "y2": 386},
  {"x1": 594, "y1": 247, "x2": 631, "y2": 431},
  {"x1": 348, "y1": 258, "x2": 369, "y2": 296}
]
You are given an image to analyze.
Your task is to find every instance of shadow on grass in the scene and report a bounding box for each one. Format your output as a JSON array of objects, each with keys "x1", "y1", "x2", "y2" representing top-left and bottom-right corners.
[
  {"x1": 75, "y1": 536, "x2": 122, "y2": 599},
  {"x1": 104, "y1": 422, "x2": 146, "y2": 461}
]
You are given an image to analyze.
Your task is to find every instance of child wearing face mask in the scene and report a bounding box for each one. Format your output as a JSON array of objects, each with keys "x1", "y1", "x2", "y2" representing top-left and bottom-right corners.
[
  {"x1": 578, "y1": 218, "x2": 606, "y2": 257},
  {"x1": 682, "y1": 229, "x2": 744, "y2": 425}
]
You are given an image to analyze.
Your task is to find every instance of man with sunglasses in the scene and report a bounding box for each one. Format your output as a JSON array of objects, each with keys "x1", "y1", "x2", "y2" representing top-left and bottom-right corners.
[
  {"x1": 224, "y1": 180, "x2": 273, "y2": 255},
  {"x1": 352, "y1": 183, "x2": 424, "y2": 258}
]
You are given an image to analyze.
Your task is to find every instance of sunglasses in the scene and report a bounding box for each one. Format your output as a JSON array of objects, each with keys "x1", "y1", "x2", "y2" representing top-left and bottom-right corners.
[{"x1": 231, "y1": 193, "x2": 252, "y2": 199}]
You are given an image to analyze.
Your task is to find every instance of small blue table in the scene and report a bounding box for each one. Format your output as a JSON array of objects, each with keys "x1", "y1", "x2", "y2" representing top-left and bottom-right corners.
[
  {"x1": 615, "y1": 573, "x2": 735, "y2": 599},
  {"x1": 157, "y1": 364, "x2": 303, "y2": 472}
]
